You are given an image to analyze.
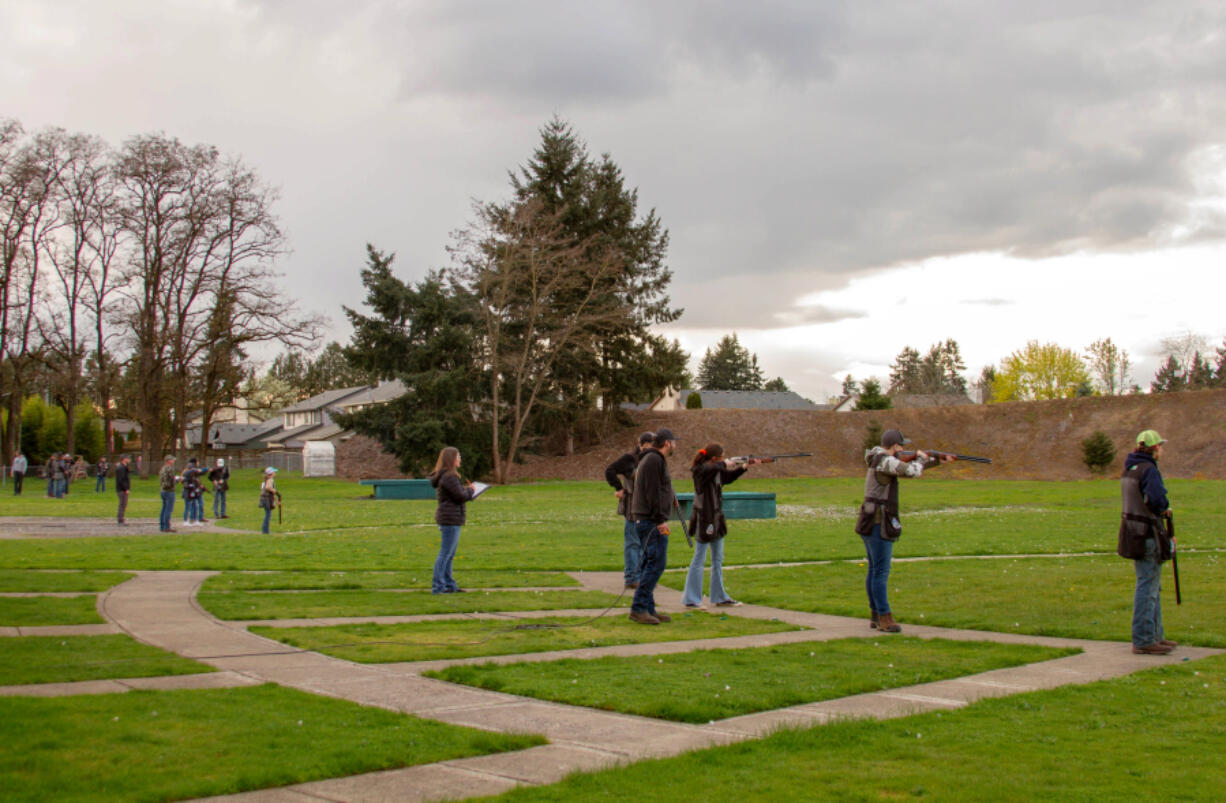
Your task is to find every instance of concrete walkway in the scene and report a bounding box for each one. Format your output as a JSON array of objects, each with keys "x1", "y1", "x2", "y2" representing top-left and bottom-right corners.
[{"x1": 77, "y1": 570, "x2": 1219, "y2": 803}]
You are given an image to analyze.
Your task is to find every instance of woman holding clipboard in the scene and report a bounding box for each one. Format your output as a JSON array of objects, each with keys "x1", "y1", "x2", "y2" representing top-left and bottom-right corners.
[{"x1": 428, "y1": 447, "x2": 486, "y2": 594}]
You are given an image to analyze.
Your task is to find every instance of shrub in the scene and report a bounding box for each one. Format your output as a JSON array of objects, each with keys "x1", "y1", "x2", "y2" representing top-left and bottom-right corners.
[
  {"x1": 685, "y1": 392, "x2": 703, "y2": 409},
  {"x1": 862, "y1": 420, "x2": 883, "y2": 452},
  {"x1": 1081, "y1": 430, "x2": 1116, "y2": 473}
]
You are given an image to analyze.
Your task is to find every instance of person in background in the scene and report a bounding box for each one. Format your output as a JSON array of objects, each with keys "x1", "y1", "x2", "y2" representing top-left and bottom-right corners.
[
  {"x1": 115, "y1": 455, "x2": 131, "y2": 525},
  {"x1": 208, "y1": 458, "x2": 230, "y2": 519},
  {"x1": 604, "y1": 431, "x2": 655, "y2": 590},
  {"x1": 95, "y1": 455, "x2": 110, "y2": 493},
  {"x1": 53, "y1": 454, "x2": 68, "y2": 498},
  {"x1": 45, "y1": 453, "x2": 57, "y2": 498},
  {"x1": 682, "y1": 443, "x2": 761, "y2": 609},
  {"x1": 855, "y1": 429, "x2": 953, "y2": 633},
  {"x1": 428, "y1": 446, "x2": 474, "y2": 594},
  {"x1": 628, "y1": 428, "x2": 681, "y2": 625},
  {"x1": 10, "y1": 451, "x2": 26, "y2": 495},
  {"x1": 1118, "y1": 430, "x2": 1177, "y2": 656},
  {"x1": 258, "y1": 467, "x2": 280, "y2": 534},
  {"x1": 158, "y1": 456, "x2": 180, "y2": 532},
  {"x1": 181, "y1": 457, "x2": 205, "y2": 526}
]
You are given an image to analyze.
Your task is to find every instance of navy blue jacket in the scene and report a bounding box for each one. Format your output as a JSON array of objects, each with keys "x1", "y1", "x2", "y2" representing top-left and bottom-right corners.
[{"x1": 1124, "y1": 451, "x2": 1168, "y2": 515}]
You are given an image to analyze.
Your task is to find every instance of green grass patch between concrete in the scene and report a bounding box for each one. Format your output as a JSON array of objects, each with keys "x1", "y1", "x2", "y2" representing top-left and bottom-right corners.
[
  {"x1": 199, "y1": 588, "x2": 626, "y2": 620},
  {"x1": 203, "y1": 569, "x2": 579, "y2": 592},
  {"x1": 429, "y1": 637, "x2": 1077, "y2": 723},
  {"x1": 484, "y1": 654, "x2": 1226, "y2": 802},
  {"x1": 251, "y1": 611, "x2": 802, "y2": 663},
  {"x1": 0, "y1": 595, "x2": 103, "y2": 626},
  {"x1": 665, "y1": 551, "x2": 1226, "y2": 647},
  {"x1": 0, "y1": 635, "x2": 213, "y2": 685},
  {"x1": 0, "y1": 570, "x2": 133, "y2": 592},
  {"x1": 0, "y1": 684, "x2": 544, "y2": 802}
]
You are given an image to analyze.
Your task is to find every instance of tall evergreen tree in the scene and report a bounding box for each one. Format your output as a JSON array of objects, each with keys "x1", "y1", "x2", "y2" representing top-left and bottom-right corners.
[
  {"x1": 1150, "y1": 355, "x2": 1184, "y2": 393},
  {"x1": 508, "y1": 117, "x2": 681, "y2": 421},
  {"x1": 696, "y1": 333, "x2": 765, "y2": 391},
  {"x1": 854, "y1": 377, "x2": 892, "y2": 410}
]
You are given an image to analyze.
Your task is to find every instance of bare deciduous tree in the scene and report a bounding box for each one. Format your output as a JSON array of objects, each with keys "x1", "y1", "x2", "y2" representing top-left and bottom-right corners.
[{"x1": 1085, "y1": 337, "x2": 1131, "y2": 395}]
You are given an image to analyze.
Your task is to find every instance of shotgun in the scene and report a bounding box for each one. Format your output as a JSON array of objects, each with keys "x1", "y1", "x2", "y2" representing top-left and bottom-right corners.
[
  {"x1": 899, "y1": 450, "x2": 992, "y2": 465},
  {"x1": 727, "y1": 452, "x2": 813, "y2": 465},
  {"x1": 1167, "y1": 511, "x2": 1181, "y2": 605}
]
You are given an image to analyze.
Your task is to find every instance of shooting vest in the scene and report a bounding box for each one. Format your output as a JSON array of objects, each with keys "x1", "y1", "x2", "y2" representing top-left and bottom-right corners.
[
  {"x1": 856, "y1": 451, "x2": 902, "y2": 541},
  {"x1": 1118, "y1": 462, "x2": 1170, "y2": 561},
  {"x1": 689, "y1": 463, "x2": 730, "y2": 543}
]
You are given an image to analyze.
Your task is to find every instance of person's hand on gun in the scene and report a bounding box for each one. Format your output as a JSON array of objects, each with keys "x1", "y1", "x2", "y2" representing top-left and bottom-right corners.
[
  {"x1": 615, "y1": 488, "x2": 626, "y2": 499},
  {"x1": 657, "y1": 523, "x2": 670, "y2": 536}
]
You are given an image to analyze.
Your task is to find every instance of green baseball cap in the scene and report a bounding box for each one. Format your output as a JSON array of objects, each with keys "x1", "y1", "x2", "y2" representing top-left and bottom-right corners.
[{"x1": 1136, "y1": 430, "x2": 1166, "y2": 447}]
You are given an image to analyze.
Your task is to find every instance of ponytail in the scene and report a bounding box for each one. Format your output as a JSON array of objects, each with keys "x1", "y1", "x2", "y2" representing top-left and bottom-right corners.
[{"x1": 691, "y1": 443, "x2": 724, "y2": 468}]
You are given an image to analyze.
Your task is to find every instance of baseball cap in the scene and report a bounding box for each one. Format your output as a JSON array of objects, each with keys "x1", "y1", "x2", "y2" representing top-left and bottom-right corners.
[
  {"x1": 264, "y1": 466, "x2": 278, "y2": 475},
  {"x1": 638, "y1": 431, "x2": 655, "y2": 445},
  {"x1": 1137, "y1": 430, "x2": 1166, "y2": 447},
  {"x1": 881, "y1": 429, "x2": 911, "y2": 448},
  {"x1": 654, "y1": 427, "x2": 680, "y2": 444}
]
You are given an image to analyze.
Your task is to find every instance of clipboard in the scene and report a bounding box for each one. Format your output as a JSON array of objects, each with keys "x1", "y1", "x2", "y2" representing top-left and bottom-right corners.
[{"x1": 469, "y1": 481, "x2": 491, "y2": 500}]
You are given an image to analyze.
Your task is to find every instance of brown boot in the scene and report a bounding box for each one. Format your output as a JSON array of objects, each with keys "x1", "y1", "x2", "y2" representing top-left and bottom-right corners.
[
  {"x1": 1132, "y1": 642, "x2": 1173, "y2": 655},
  {"x1": 877, "y1": 612, "x2": 902, "y2": 633},
  {"x1": 654, "y1": 612, "x2": 672, "y2": 623},
  {"x1": 870, "y1": 610, "x2": 879, "y2": 630},
  {"x1": 628, "y1": 610, "x2": 660, "y2": 625}
]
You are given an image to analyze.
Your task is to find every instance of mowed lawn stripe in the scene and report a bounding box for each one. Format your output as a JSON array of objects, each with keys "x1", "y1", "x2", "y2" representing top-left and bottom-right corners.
[
  {"x1": 427, "y1": 637, "x2": 1076, "y2": 723},
  {"x1": 0, "y1": 634, "x2": 213, "y2": 685},
  {"x1": 0, "y1": 595, "x2": 103, "y2": 626},
  {"x1": 199, "y1": 588, "x2": 627, "y2": 620}
]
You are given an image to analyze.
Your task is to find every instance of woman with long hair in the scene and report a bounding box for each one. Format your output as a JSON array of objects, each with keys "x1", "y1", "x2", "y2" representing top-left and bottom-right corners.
[
  {"x1": 428, "y1": 446, "x2": 474, "y2": 594},
  {"x1": 682, "y1": 443, "x2": 760, "y2": 608}
]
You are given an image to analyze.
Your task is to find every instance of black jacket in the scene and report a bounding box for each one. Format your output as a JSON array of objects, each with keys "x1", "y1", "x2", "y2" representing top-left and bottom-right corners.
[
  {"x1": 431, "y1": 471, "x2": 473, "y2": 526},
  {"x1": 605, "y1": 450, "x2": 641, "y2": 520},
  {"x1": 689, "y1": 461, "x2": 746, "y2": 542},
  {"x1": 115, "y1": 463, "x2": 131, "y2": 493},
  {"x1": 630, "y1": 448, "x2": 673, "y2": 525}
]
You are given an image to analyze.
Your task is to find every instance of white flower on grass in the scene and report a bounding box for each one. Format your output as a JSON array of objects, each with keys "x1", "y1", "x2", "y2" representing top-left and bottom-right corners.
[
  {"x1": 725, "y1": 685, "x2": 731, "y2": 690},
  {"x1": 297, "y1": 720, "x2": 303, "y2": 725}
]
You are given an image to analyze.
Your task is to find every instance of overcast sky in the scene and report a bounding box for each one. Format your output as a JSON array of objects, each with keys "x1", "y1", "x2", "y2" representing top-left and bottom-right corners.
[{"x1": 5, "y1": 0, "x2": 1226, "y2": 399}]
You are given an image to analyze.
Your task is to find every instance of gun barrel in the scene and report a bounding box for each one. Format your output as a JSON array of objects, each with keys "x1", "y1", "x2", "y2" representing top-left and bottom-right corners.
[{"x1": 949, "y1": 453, "x2": 992, "y2": 464}]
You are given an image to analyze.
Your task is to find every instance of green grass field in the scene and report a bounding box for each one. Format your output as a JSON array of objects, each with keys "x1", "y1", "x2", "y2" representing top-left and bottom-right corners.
[
  {"x1": 3, "y1": 474, "x2": 1224, "y2": 801},
  {"x1": 0, "y1": 635, "x2": 213, "y2": 685},
  {"x1": 483, "y1": 654, "x2": 1226, "y2": 802},
  {"x1": 429, "y1": 637, "x2": 1077, "y2": 723},
  {"x1": 251, "y1": 610, "x2": 802, "y2": 663},
  {"x1": 0, "y1": 684, "x2": 544, "y2": 802}
]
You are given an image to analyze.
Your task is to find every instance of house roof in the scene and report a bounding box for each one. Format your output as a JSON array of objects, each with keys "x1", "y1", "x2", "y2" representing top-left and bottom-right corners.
[
  {"x1": 278, "y1": 386, "x2": 369, "y2": 415},
  {"x1": 678, "y1": 390, "x2": 819, "y2": 410},
  {"x1": 265, "y1": 422, "x2": 326, "y2": 445},
  {"x1": 335, "y1": 380, "x2": 407, "y2": 408}
]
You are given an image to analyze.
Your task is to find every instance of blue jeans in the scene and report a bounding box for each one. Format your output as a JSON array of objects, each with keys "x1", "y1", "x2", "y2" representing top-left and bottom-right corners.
[
  {"x1": 1132, "y1": 537, "x2": 1165, "y2": 647},
  {"x1": 96, "y1": 474, "x2": 106, "y2": 492},
  {"x1": 682, "y1": 537, "x2": 731, "y2": 605},
  {"x1": 46, "y1": 476, "x2": 54, "y2": 496},
  {"x1": 214, "y1": 490, "x2": 226, "y2": 518},
  {"x1": 631, "y1": 521, "x2": 668, "y2": 615},
  {"x1": 623, "y1": 518, "x2": 642, "y2": 585},
  {"x1": 433, "y1": 525, "x2": 462, "y2": 593},
  {"x1": 159, "y1": 490, "x2": 176, "y2": 530},
  {"x1": 262, "y1": 505, "x2": 273, "y2": 534},
  {"x1": 54, "y1": 478, "x2": 66, "y2": 498},
  {"x1": 861, "y1": 524, "x2": 895, "y2": 615}
]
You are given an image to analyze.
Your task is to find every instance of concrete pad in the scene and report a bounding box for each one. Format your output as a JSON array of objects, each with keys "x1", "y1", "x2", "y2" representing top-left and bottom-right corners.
[
  {"x1": 119, "y1": 671, "x2": 260, "y2": 691},
  {"x1": 429, "y1": 700, "x2": 731, "y2": 758},
  {"x1": 192, "y1": 787, "x2": 322, "y2": 802},
  {"x1": 295, "y1": 762, "x2": 518, "y2": 803},
  {"x1": 715, "y1": 708, "x2": 832, "y2": 737},
  {"x1": 447, "y1": 743, "x2": 627, "y2": 785},
  {"x1": 0, "y1": 627, "x2": 18, "y2": 636},
  {"x1": 0, "y1": 679, "x2": 130, "y2": 697},
  {"x1": 0, "y1": 591, "x2": 95, "y2": 597},
  {"x1": 14, "y1": 624, "x2": 122, "y2": 636},
  {"x1": 324, "y1": 675, "x2": 522, "y2": 715},
  {"x1": 799, "y1": 691, "x2": 951, "y2": 721}
]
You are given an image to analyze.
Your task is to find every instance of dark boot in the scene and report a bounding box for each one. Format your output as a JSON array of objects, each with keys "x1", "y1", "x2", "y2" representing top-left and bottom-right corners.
[
  {"x1": 877, "y1": 612, "x2": 902, "y2": 633},
  {"x1": 870, "y1": 610, "x2": 879, "y2": 630}
]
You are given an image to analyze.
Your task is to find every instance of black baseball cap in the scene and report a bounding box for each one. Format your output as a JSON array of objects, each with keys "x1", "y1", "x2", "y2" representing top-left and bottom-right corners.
[
  {"x1": 638, "y1": 431, "x2": 655, "y2": 444},
  {"x1": 881, "y1": 429, "x2": 910, "y2": 448},
  {"x1": 654, "y1": 427, "x2": 680, "y2": 445}
]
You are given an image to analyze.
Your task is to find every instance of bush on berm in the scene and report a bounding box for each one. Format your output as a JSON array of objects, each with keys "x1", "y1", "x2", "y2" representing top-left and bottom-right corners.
[{"x1": 1081, "y1": 430, "x2": 1116, "y2": 473}]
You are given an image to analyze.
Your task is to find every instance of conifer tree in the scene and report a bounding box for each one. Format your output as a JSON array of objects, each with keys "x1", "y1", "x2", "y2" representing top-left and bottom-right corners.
[{"x1": 696, "y1": 334, "x2": 765, "y2": 391}]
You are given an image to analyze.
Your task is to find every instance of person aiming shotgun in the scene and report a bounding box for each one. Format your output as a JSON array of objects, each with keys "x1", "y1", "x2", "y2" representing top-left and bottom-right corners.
[{"x1": 1118, "y1": 430, "x2": 1178, "y2": 655}]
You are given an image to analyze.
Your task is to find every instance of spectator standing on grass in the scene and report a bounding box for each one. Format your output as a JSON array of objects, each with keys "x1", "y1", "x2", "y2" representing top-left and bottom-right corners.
[
  {"x1": 628, "y1": 428, "x2": 681, "y2": 625},
  {"x1": 45, "y1": 453, "x2": 57, "y2": 497},
  {"x1": 115, "y1": 455, "x2": 131, "y2": 525},
  {"x1": 52, "y1": 454, "x2": 68, "y2": 498},
  {"x1": 428, "y1": 447, "x2": 474, "y2": 594},
  {"x1": 208, "y1": 458, "x2": 230, "y2": 519},
  {"x1": 158, "y1": 456, "x2": 180, "y2": 532},
  {"x1": 1118, "y1": 430, "x2": 1178, "y2": 656},
  {"x1": 11, "y1": 452, "x2": 26, "y2": 495},
  {"x1": 604, "y1": 431, "x2": 655, "y2": 590},
  {"x1": 95, "y1": 456, "x2": 110, "y2": 493},
  {"x1": 682, "y1": 443, "x2": 761, "y2": 609},
  {"x1": 854, "y1": 429, "x2": 953, "y2": 633},
  {"x1": 258, "y1": 467, "x2": 280, "y2": 534},
  {"x1": 182, "y1": 457, "x2": 206, "y2": 525}
]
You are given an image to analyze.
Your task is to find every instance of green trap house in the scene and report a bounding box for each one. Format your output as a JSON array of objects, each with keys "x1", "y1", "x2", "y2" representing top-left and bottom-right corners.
[
  {"x1": 360, "y1": 479, "x2": 435, "y2": 500},
  {"x1": 675, "y1": 491, "x2": 776, "y2": 519}
]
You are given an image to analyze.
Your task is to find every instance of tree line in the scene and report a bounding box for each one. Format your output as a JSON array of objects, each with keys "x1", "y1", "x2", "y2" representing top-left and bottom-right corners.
[
  {"x1": 1, "y1": 118, "x2": 319, "y2": 472},
  {"x1": 334, "y1": 118, "x2": 688, "y2": 483}
]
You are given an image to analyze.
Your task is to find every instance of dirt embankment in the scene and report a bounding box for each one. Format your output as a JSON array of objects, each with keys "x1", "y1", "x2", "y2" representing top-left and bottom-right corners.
[{"x1": 510, "y1": 389, "x2": 1226, "y2": 482}]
